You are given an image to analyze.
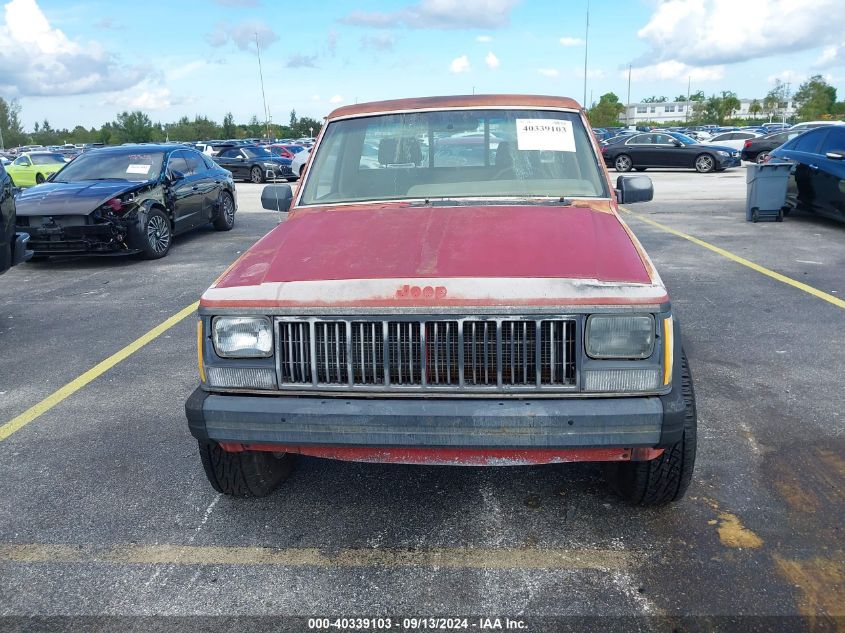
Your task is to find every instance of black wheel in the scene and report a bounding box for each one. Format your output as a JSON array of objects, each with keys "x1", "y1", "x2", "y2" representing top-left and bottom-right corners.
[
  {"x1": 250, "y1": 165, "x2": 265, "y2": 184},
  {"x1": 605, "y1": 351, "x2": 697, "y2": 506},
  {"x1": 756, "y1": 152, "x2": 769, "y2": 164},
  {"x1": 35, "y1": 173, "x2": 45, "y2": 184},
  {"x1": 198, "y1": 441, "x2": 294, "y2": 497},
  {"x1": 614, "y1": 154, "x2": 633, "y2": 172},
  {"x1": 299, "y1": 164, "x2": 306, "y2": 178},
  {"x1": 694, "y1": 154, "x2": 715, "y2": 173},
  {"x1": 751, "y1": 208, "x2": 760, "y2": 223},
  {"x1": 634, "y1": 167, "x2": 647, "y2": 172},
  {"x1": 212, "y1": 190, "x2": 235, "y2": 231},
  {"x1": 141, "y1": 208, "x2": 172, "y2": 259}
]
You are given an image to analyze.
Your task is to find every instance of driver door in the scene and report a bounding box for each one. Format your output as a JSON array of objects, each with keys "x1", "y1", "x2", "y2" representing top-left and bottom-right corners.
[{"x1": 166, "y1": 150, "x2": 204, "y2": 233}]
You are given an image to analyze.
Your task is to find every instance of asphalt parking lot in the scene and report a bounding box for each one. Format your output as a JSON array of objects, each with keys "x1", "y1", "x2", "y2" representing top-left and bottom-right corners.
[{"x1": 0, "y1": 168, "x2": 843, "y2": 631}]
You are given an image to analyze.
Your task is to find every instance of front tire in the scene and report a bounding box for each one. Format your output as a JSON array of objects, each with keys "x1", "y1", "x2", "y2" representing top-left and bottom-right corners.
[
  {"x1": 198, "y1": 441, "x2": 294, "y2": 497},
  {"x1": 250, "y1": 166, "x2": 265, "y2": 184},
  {"x1": 605, "y1": 351, "x2": 697, "y2": 506},
  {"x1": 212, "y1": 191, "x2": 235, "y2": 231},
  {"x1": 35, "y1": 173, "x2": 45, "y2": 184},
  {"x1": 141, "y1": 208, "x2": 172, "y2": 259},
  {"x1": 695, "y1": 154, "x2": 715, "y2": 173},
  {"x1": 615, "y1": 154, "x2": 633, "y2": 172}
]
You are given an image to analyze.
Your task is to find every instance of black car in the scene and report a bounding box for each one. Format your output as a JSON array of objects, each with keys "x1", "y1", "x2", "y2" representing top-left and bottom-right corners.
[
  {"x1": 601, "y1": 131, "x2": 740, "y2": 173},
  {"x1": 213, "y1": 145, "x2": 294, "y2": 183},
  {"x1": 770, "y1": 125, "x2": 845, "y2": 223},
  {"x1": 1, "y1": 162, "x2": 30, "y2": 274},
  {"x1": 14, "y1": 144, "x2": 237, "y2": 259},
  {"x1": 740, "y1": 130, "x2": 803, "y2": 163}
]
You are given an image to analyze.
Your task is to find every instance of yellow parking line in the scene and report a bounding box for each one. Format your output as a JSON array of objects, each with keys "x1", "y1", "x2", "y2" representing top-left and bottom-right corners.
[
  {"x1": 622, "y1": 209, "x2": 845, "y2": 311},
  {"x1": 0, "y1": 301, "x2": 199, "y2": 442},
  {"x1": 0, "y1": 542, "x2": 632, "y2": 570}
]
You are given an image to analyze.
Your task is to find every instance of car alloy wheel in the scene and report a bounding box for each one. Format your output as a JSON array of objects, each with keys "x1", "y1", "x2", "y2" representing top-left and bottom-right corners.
[
  {"x1": 756, "y1": 152, "x2": 769, "y2": 164},
  {"x1": 147, "y1": 214, "x2": 171, "y2": 253},
  {"x1": 615, "y1": 155, "x2": 632, "y2": 172},
  {"x1": 250, "y1": 166, "x2": 264, "y2": 184},
  {"x1": 695, "y1": 154, "x2": 715, "y2": 173},
  {"x1": 213, "y1": 191, "x2": 236, "y2": 231}
]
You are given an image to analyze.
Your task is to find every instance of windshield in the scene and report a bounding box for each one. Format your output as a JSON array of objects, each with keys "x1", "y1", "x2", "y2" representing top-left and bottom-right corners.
[
  {"x1": 244, "y1": 147, "x2": 273, "y2": 158},
  {"x1": 52, "y1": 151, "x2": 165, "y2": 183},
  {"x1": 299, "y1": 109, "x2": 607, "y2": 205},
  {"x1": 670, "y1": 132, "x2": 699, "y2": 145},
  {"x1": 30, "y1": 153, "x2": 66, "y2": 165}
]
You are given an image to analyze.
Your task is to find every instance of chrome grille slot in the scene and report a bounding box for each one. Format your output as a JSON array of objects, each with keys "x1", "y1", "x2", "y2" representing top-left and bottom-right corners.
[
  {"x1": 541, "y1": 320, "x2": 576, "y2": 385},
  {"x1": 501, "y1": 321, "x2": 537, "y2": 385},
  {"x1": 463, "y1": 321, "x2": 496, "y2": 385},
  {"x1": 276, "y1": 316, "x2": 577, "y2": 392},
  {"x1": 350, "y1": 322, "x2": 384, "y2": 384},
  {"x1": 425, "y1": 321, "x2": 459, "y2": 385},
  {"x1": 315, "y1": 322, "x2": 348, "y2": 383},
  {"x1": 278, "y1": 321, "x2": 311, "y2": 384},
  {"x1": 387, "y1": 322, "x2": 422, "y2": 385}
]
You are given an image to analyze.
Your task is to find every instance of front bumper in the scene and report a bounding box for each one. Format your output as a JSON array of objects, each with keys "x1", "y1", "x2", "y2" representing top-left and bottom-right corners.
[
  {"x1": 186, "y1": 380, "x2": 686, "y2": 453},
  {"x1": 17, "y1": 219, "x2": 137, "y2": 255},
  {"x1": 715, "y1": 155, "x2": 741, "y2": 168}
]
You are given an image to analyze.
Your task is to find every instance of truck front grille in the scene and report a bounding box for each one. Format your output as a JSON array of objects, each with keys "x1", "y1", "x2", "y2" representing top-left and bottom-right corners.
[{"x1": 277, "y1": 317, "x2": 578, "y2": 393}]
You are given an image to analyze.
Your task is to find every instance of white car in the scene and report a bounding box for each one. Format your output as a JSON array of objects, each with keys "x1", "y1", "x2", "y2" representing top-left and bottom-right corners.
[
  {"x1": 788, "y1": 120, "x2": 845, "y2": 132},
  {"x1": 291, "y1": 147, "x2": 310, "y2": 178},
  {"x1": 707, "y1": 131, "x2": 761, "y2": 151}
]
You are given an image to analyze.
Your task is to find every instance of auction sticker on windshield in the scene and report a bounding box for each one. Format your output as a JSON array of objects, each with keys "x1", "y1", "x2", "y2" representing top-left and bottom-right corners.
[
  {"x1": 126, "y1": 164, "x2": 151, "y2": 175},
  {"x1": 516, "y1": 119, "x2": 576, "y2": 152}
]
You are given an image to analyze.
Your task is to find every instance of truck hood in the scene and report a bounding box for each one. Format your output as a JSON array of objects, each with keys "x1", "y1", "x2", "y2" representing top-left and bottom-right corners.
[
  {"x1": 15, "y1": 180, "x2": 150, "y2": 217},
  {"x1": 204, "y1": 203, "x2": 667, "y2": 309}
]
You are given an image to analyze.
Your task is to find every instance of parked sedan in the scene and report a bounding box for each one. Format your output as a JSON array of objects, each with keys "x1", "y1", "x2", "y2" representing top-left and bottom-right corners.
[
  {"x1": 213, "y1": 145, "x2": 294, "y2": 183},
  {"x1": 269, "y1": 144, "x2": 306, "y2": 160},
  {"x1": 769, "y1": 125, "x2": 845, "y2": 223},
  {"x1": 707, "y1": 131, "x2": 761, "y2": 151},
  {"x1": 290, "y1": 147, "x2": 310, "y2": 178},
  {"x1": 6, "y1": 152, "x2": 67, "y2": 187},
  {"x1": 1, "y1": 161, "x2": 31, "y2": 274},
  {"x1": 740, "y1": 130, "x2": 803, "y2": 163},
  {"x1": 14, "y1": 144, "x2": 237, "y2": 259},
  {"x1": 601, "y1": 132, "x2": 740, "y2": 173}
]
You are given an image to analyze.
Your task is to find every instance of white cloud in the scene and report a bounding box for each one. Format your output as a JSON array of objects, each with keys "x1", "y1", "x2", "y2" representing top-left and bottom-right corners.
[
  {"x1": 342, "y1": 0, "x2": 520, "y2": 30},
  {"x1": 767, "y1": 69, "x2": 801, "y2": 85},
  {"x1": 311, "y1": 94, "x2": 321, "y2": 101},
  {"x1": 103, "y1": 79, "x2": 176, "y2": 111},
  {"x1": 360, "y1": 33, "x2": 395, "y2": 51},
  {"x1": 586, "y1": 68, "x2": 604, "y2": 79},
  {"x1": 485, "y1": 51, "x2": 499, "y2": 69},
  {"x1": 559, "y1": 36, "x2": 583, "y2": 46},
  {"x1": 0, "y1": 0, "x2": 147, "y2": 96},
  {"x1": 165, "y1": 60, "x2": 208, "y2": 81},
  {"x1": 206, "y1": 19, "x2": 278, "y2": 51},
  {"x1": 329, "y1": 95, "x2": 344, "y2": 104},
  {"x1": 537, "y1": 68, "x2": 559, "y2": 78},
  {"x1": 634, "y1": 0, "x2": 845, "y2": 67},
  {"x1": 624, "y1": 60, "x2": 724, "y2": 82},
  {"x1": 476, "y1": 35, "x2": 492, "y2": 42},
  {"x1": 816, "y1": 45, "x2": 845, "y2": 68},
  {"x1": 450, "y1": 54, "x2": 471, "y2": 73}
]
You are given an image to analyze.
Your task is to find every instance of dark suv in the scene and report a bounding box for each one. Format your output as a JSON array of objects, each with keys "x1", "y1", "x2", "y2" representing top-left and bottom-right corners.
[{"x1": 1, "y1": 162, "x2": 30, "y2": 274}]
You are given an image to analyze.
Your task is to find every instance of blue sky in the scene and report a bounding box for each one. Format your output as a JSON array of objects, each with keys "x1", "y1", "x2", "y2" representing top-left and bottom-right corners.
[{"x1": 1, "y1": 0, "x2": 843, "y2": 129}]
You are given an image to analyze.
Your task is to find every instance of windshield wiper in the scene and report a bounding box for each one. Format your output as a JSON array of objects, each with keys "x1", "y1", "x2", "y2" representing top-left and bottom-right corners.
[
  {"x1": 88, "y1": 177, "x2": 129, "y2": 181},
  {"x1": 413, "y1": 196, "x2": 574, "y2": 207}
]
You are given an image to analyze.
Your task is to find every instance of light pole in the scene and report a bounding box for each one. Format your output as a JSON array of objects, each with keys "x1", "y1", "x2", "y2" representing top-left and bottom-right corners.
[
  {"x1": 255, "y1": 32, "x2": 271, "y2": 141},
  {"x1": 582, "y1": 0, "x2": 590, "y2": 108}
]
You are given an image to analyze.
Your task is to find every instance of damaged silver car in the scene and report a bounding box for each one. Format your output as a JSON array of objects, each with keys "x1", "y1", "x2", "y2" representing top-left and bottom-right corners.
[{"x1": 14, "y1": 144, "x2": 237, "y2": 259}]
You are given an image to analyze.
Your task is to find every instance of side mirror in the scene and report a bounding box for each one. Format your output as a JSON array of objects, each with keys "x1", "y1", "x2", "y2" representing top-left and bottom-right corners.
[
  {"x1": 616, "y1": 175, "x2": 654, "y2": 204},
  {"x1": 168, "y1": 170, "x2": 185, "y2": 182},
  {"x1": 672, "y1": 140, "x2": 683, "y2": 147},
  {"x1": 261, "y1": 183, "x2": 293, "y2": 212},
  {"x1": 237, "y1": 156, "x2": 246, "y2": 161},
  {"x1": 11, "y1": 186, "x2": 23, "y2": 198},
  {"x1": 825, "y1": 151, "x2": 844, "y2": 160}
]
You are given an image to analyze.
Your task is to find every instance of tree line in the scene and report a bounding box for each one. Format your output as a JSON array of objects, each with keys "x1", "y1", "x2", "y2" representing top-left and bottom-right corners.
[
  {"x1": 587, "y1": 75, "x2": 845, "y2": 128},
  {"x1": 0, "y1": 100, "x2": 322, "y2": 150}
]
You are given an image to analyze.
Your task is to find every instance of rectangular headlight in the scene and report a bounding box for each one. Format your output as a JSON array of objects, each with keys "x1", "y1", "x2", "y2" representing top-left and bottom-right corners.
[
  {"x1": 586, "y1": 315, "x2": 655, "y2": 359},
  {"x1": 212, "y1": 316, "x2": 273, "y2": 358}
]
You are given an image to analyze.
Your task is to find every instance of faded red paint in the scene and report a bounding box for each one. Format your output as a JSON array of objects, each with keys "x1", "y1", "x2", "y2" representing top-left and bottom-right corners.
[
  {"x1": 214, "y1": 204, "x2": 651, "y2": 288},
  {"x1": 218, "y1": 443, "x2": 664, "y2": 465}
]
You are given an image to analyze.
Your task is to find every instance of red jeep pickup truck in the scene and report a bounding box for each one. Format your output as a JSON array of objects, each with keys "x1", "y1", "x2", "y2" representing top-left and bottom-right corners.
[{"x1": 186, "y1": 95, "x2": 697, "y2": 505}]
